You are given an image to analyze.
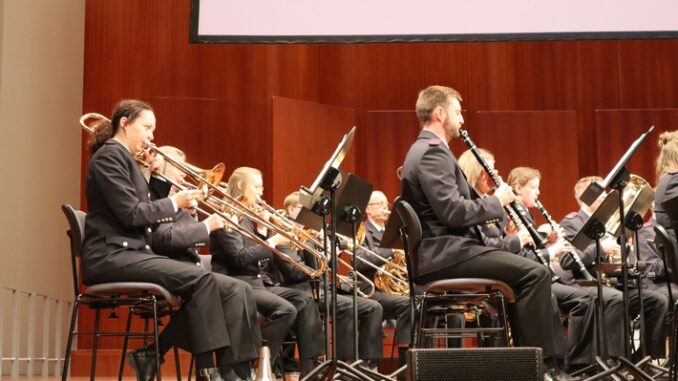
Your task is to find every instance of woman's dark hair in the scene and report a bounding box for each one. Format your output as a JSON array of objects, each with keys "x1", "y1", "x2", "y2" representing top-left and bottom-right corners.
[{"x1": 88, "y1": 99, "x2": 154, "y2": 155}]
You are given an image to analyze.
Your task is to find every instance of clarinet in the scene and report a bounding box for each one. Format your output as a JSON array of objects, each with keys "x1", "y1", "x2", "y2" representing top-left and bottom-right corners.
[
  {"x1": 459, "y1": 128, "x2": 556, "y2": 277},
  {"x1": 534, "y1": 199, "x2": 595, "y2": 282}
]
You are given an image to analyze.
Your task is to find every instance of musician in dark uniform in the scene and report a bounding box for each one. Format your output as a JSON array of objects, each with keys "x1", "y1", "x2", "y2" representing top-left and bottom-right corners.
[
  {"x1": 400, "y1": 86, "x2": 557, "y2": 371},
  {"x1": 281, "y1": 191, "x2": 384, "y2": 365},
  {"x1": 210, "y1": 168, "x2": 324, "y2": 379},
  {"x1": 355, "y1": 190, "x2": 412, "y2": 361},
  {"x1": 655, "y1": 131, "x2": 678, "y2": 273},
  {"x1": 504, "y1": 167, "x2": 599, "y2": 371},
  {"x1": 632, "y1": 215, "x2": 678, "y2": 305},
  {"x1": 560, "y1": 176, "x2": 668, "y2": 360},
  {"x1": 123, "y1": 146, "x2": 262, "y2": 381},
  {"x1": 82, "y1": 100, "x2": 257, "y2": 381}
]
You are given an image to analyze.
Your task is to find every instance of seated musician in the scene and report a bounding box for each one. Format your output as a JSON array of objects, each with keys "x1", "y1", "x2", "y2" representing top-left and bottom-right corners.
[
  {"x1": 126, "y1": 146, "x2": 262, "y2": 381},
  {"x1": 501, "y1": 166, "x2": 597, "y2": 372},
  {"x1": 83, "y1": 100, "x2": 259, "y2": 381},
  {"x1": 654, "y1": 130, "x2": 678, "y2": 301},
  {"x1": 354, "y1": 190, "x2": 412, "y2": 363},
  {"x1": 209, "y1": 167, "x2": 324, "y2": 379},
  {"x1": 559, "y1": 176, "x2": 668, "y2": 360},
  {"x1": 400, "y1": 86, "x2": 559, "y2": 378},
  {"x1": 280, "y1": 191, "x2": 384, "y2": 367},
  {"x1": 629, "y1": 208, "x2": 678, "y2": 305}
]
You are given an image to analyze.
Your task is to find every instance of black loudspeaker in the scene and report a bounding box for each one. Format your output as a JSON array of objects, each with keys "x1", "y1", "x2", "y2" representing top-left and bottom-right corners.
[{"x1": 407, "y1": 347, "x2": 543, "y2": 381}]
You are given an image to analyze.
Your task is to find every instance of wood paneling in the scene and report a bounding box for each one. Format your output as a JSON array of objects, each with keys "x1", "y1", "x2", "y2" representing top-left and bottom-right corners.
[
  {"x1": 271, "y1": 97, "x2": 356, "y2": 207},
  {"x1": 595, "y1": 109, "x2": 678, "y2": 185},
  {"x1": 78, "y1": 0, "x2": 678, "y2": 374},
  {"x1": 356, "y1": 111, "x2": 419, "y2": 202},
  {"x1": 471, "y1": 111, "x2": 580, "y2": 224}
]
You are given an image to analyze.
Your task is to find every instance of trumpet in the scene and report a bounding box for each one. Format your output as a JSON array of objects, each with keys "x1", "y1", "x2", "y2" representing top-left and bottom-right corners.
[{"x1": 80, "y1": 112, "x2": 327, "y2": 279}]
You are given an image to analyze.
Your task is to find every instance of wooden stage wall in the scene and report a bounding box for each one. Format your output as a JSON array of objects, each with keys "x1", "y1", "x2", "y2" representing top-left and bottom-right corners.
[{"x1": 74, "y1": 0, "x2": 678, "y2": 375}]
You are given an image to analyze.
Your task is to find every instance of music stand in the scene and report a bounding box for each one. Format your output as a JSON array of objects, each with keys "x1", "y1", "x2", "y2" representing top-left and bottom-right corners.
[
  {"x1": 579, "y1": 126, "x2": 654, "y2": 207},
  {"x1": 575, "y1": 126, "x2": 656, "y2": 381},
  {"x1": 299, "y1": 128, "x2": 386, "y2": 381}
]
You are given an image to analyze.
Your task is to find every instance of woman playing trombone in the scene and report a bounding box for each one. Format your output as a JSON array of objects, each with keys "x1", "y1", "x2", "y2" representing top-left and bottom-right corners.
[{"x1": 82, "y1": 100, "x2": 259, "y2": 381}]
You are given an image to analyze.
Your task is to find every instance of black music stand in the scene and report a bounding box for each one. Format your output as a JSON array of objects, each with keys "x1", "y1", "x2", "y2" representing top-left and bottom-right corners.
[
  {"x1": 575, "y1": 126, "x2": 656, "y2": 381},
  {"x1": 299, "y1": 128, "x2": 388, "y2": 381},
  {"x1": 571, "y1": 190, "x2": 620, "y2": 365}
]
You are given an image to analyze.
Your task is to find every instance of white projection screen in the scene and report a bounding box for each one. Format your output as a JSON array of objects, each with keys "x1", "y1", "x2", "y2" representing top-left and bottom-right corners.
[{"x1": 190, "y1": 0, "x2": 678, "y2": 43}]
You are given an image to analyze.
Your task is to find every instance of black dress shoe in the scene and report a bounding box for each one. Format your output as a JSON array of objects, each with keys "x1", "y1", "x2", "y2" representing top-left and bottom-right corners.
[
  {"x1": 198, "y1": 367, "x2": 227, "y2": 381},
  {"x1": 126, "y1": 347, "x2": 159, "y2": 381}
]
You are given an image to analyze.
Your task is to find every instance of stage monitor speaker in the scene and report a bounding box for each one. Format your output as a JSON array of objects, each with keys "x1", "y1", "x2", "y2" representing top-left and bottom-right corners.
[{"x1": 407, "y1": 347, "x2": 543, "y2": 381}]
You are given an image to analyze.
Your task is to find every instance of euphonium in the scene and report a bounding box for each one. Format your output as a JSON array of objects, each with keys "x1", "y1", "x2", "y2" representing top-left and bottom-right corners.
[
  {"x1": 603, "y1": 174, "x2": 654, "y2": 237},
  {"x1": 340, "y1": 225, "x2": 410, "y2": 296}
]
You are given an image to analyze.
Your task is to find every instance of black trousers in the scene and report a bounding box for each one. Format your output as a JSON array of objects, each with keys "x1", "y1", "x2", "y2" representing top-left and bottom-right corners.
[
  {"x1": 334, "y1": 292, "x2": 384, "y2": 360},
  {"x1": 269, "y1": 286, "x2": 324, "y2": 359},
  {"x1": 581, "y1": 285, "x2": 668, "y2": 358},
  {"x1": 91, "y1": 255, "x2": 260, "y2": 361},
  {"x1": 551, "y1": 283, "x2": 597, "y2": 366},
  {"x1": 370, "y1": 291, "x2": 411, "y2": 346},
  {"x1": 162, "y1": 273, "x2": 261, "y2": 363},
  {"x1": 417, "y1": 249, "x2": 556, "y2": 358},
  {"x1": 251, "y1": 287, "x2": 296, "y2": 363},
  {"x1": 288, "y1": 282, "x2": 384, "y2": 360},
  {"x1": 647, "y1": 280, "x2": 678, "y2": 306}
]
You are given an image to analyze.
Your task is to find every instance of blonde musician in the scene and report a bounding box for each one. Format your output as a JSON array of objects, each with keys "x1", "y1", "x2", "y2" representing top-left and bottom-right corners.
[{"x1": 209, "y1": 168, "x2": 324, "y2": 378}]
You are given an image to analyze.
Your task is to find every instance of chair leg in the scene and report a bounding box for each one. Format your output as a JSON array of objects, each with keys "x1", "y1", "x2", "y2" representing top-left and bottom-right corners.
[
  {"x1": 61, "y1": 296, "x2": 81, "y2": 381},
  {"x1": 152, "y1": 296, "x2": 163, "y2": 381},
  {"x1": 498, "y1": 295, "x2": 510, "y2": 347},
  {"x1": 91, "y1": 308, "x2": 102, "y2": 381},
  {"x1": 118, "y1": 307, "x2": 135, "y2": 381},
  {"x1": 415, "y1": 295, "x2": 428, "y2": 348},
  {"x1": 173, "y1": 344, "x2": 181, "y2": 381},
  {"x1": 187, "y1": 355, "x2": 194, "y2": 381}
]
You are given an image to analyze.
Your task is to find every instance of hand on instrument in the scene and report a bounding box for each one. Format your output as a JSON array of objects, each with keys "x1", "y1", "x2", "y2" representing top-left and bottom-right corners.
[
  {"x1": 204, "y1": 213, "x2": 226, "y2": 232},
  {"x1": 546, "y1": 240, "x2": 573, "y2": 260},
  {"x1": 494, "y1": 182, "x2": 515, "y2": 207},
  {"x1": 268, "y1": 233, "x2": 291, "y2": 248},
  {"x1": 547, "y1": 229, "x2": 558, "y2": 244},
  {"x1": 517, "y1": 229, "x2": 534, "y2": 247},
  {"x1": 171, "y1": 189, "x2": 203, "y2": 209},
  {"x1": 601, "y1": 237, "x2": 621, "y2": 258}
]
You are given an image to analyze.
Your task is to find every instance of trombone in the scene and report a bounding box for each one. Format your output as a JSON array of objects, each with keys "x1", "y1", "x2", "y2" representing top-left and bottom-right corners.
[
  {"x1": 80, "y1": 112, "x2": 327, "y2": 279},
  {"x1": 250, "y1": 194, "x2": 378, "y2": 299}
]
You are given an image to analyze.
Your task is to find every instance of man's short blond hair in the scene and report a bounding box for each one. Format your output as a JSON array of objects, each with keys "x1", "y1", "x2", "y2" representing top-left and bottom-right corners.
[
  {"x1": 415, "y1": 85, "x2": 462, "y2": 127},
  {"x1": 283, "y1": 191, "x2": 300, "y2": 211},
  {"x1": 574, "y1": 176, "x2": 603, "y2": 207}
]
